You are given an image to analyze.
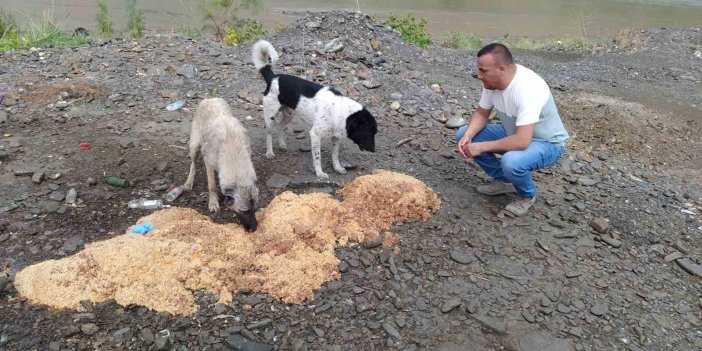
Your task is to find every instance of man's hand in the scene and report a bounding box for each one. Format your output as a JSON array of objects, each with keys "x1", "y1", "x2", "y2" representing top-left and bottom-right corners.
[
  {"x1": 457, "y1": 135, "x2": 472, "y2": 158},
  {"x1": 465, "y1": 142, "x2": 485, "y2": 158}
]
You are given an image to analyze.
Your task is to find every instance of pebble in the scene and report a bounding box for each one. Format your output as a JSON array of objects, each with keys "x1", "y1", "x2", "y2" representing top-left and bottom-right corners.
[
  {"x1": 449, "y1": 250, "x2": 474, "y2": 264},
  {"x1": 32, "y1": 172, "x2": 45, "y2": 184},
  {"x1": 445, "y1": 116, "x2": 466, "y2": 128},
  {"x1": 676, "y1": 258, "x2": 702, "y2": 277},
  {"x1": 225, "y1": 335, "x2": 273, "y2": 351},
  {"x1": 590, "y1": 303, "x2": 609, "y2": 316},
  {"x1": 590, "y1": 217, "x2": 609, "y2": 233},
  {"x1": 441, "y1": 298, "x2": 461, "y2": 313},
  {"x1": 80, "y1": 323, "x2": 100, "y2": 335}
]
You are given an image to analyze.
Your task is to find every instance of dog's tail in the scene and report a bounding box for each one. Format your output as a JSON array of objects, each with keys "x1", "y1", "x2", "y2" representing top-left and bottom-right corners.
[{"x1": 252, "y1": 40, "x2": 278, "y2": 86}]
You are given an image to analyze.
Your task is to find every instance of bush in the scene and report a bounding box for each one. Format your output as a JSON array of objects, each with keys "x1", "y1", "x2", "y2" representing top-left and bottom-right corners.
[
  {"x1": 96, "y1": 0, "x2": 114, "y2": 37},
  {"x1": 384, "y1": 13, "x2": 431, "y2": 48},
  {"x1": 442, "y1": 31, "x2": 482, "y2": 50},
  {"x1": 199, "y1": 0, "x2": 263, "y2": 41},
  {"x1": 125, "y1": 0, "x2": 145, "y2": 39}
]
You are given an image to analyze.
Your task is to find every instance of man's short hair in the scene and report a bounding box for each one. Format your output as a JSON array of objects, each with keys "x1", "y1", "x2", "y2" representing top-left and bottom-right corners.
[{"x1": 477, "y1": 43, "x2": 514, "y2": 65}]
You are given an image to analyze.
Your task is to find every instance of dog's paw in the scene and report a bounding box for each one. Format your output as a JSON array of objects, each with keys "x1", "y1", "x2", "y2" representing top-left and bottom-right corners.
[
  {"x1": 333, "y1": 165, "x2": 347, "y2": 174},
  {"x1": 278, "y1": 141, "x2": 288, "y2": 151},
  {"x1": 265, "y1": 151, "x2": 275, "y2": 159},
  {"x1": 182, "y1": 183, "x2": 193, "y2": 192},
  {"x1": 209, "y1": 201, "x2": 220, "y2": 213},
  {"x1": 316, "y1": 171, "x2": 330, "y2": 179}
]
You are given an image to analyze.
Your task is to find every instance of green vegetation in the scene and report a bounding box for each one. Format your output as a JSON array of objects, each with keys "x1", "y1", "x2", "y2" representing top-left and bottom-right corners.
[
  {"x1": 125, "y1": 0, "x2": 145, "y2": 39},
  {"x1": 441, "y1": 31, "x2": 482, "y2": 50},
  {"x1": 199, "y1": 0, "x2": 263, "y2": 42},
  {"x1": 96, "y1": 0, "x2": 114, "y2": 38},
  {"x1": 384, "y1": 13, "x2": 432, "y2": 48},
  {"x1": 0, "y1": 8, "x2": 88, "y2": 51}
]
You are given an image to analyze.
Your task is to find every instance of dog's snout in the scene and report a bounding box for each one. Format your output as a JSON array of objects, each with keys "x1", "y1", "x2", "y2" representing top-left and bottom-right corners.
[{"x1": 236, "y1": 209, "x2": 258, "y2": 232}]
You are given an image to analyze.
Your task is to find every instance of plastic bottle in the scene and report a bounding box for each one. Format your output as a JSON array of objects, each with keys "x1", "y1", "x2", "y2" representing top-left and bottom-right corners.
[
  {"x1": 128, "y1": 199, "x2": 169, "y2": 210},
  {"x1": 105, "y1": 176, "x2": 130, "y2": 188},
  {"x1": 163, "y1": 186, "x2": 183, "y2": 203},
  {"x1": 166, "y1": 100, "x2": 185, "y2": 111}
]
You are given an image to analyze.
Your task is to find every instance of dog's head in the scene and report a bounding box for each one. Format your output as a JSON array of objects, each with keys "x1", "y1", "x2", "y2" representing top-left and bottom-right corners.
[
  {"x1": 223, "y1": 185, "x2": 260, "y2": 232},
  {"x1": 346, "y1": 108, "x2": 377, "y2": 152}
]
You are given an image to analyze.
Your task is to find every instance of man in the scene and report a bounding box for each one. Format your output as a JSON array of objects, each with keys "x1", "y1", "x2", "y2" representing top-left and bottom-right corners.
[{"x1": 456, "y1": 43, "x2": 569, "y2": 215}]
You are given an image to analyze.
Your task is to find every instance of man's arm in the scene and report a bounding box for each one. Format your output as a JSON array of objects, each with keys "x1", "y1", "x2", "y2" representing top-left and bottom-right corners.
[
  {"x1": 479, "y1": 123, "x2": 535, "y2": 153},
  {"x1": 458, "y1": 107, "x2": 491, "y2": 157}
]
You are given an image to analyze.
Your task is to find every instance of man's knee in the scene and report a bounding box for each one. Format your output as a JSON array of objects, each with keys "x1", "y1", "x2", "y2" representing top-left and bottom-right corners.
[{"x1": 501, "y1": 152, "x2": 522, "y2": 174}]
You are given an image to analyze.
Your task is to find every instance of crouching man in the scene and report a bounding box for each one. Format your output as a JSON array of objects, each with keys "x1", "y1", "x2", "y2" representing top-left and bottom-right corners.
[{"x1": 457, "y1": 43, "x2": 569, "y2": 216}]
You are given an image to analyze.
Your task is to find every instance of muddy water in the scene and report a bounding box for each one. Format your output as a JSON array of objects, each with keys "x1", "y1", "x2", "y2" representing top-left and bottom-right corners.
[{"x1": 3, "y1": 0, "x2": 702, "y2": 39}]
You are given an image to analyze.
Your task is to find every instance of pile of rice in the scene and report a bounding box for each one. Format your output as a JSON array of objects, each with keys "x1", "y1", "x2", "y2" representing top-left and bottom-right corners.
[{"x1": 15, "y1": 170, "x2": 440, "y2": 314}]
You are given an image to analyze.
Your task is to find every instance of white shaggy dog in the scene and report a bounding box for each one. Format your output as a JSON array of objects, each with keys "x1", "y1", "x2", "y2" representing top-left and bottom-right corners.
[
  {"x1": 183, "y1": 98, "x2": 259, "y2": 231},
  {"x1": 251, "y1": 40, "x2": 377, "y2": 178}
]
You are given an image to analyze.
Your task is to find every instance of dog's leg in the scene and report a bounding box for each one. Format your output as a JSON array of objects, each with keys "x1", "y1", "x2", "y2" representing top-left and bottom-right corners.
[
  {"x1": 183, "y1": 150, "x2": 197, "y2": 191},
  {"x1": 183, "y1": 132, "x2": 201, "y2": 191},
  {"x1": 263, "y1": 104, "x2": 279, "y2": 158},
  {"x1": 278, "y1": 107, "x2": 295, "y2": 151},
  {"x1": 205, "y1": 161, "x2": 220, "y2": 213},
  {"x1": 331, "y1": 136, "x2": 347, "y2": 174},
  {"x1": 310, "y1": 129, "x2": 328, "y2": 178}
]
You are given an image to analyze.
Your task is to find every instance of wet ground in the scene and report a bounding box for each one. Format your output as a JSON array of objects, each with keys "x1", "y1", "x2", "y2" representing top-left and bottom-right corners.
[{"x1": 0, "y1": 11, "x2": 701, "y2": 351}]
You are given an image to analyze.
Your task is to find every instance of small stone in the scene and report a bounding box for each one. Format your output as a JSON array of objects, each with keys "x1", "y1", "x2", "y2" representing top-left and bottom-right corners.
[
  {"x1": 119, "y1": 139, "x2": 135, "y2": 149},
  {"x1": 507, "y1": 332, "x2": 575, "y2": 351},
  {"x1": 445, "y1": 116, "x2": 466, "y2": 128},
  {"x1": 154, "y1": 333, "x2": 172, "y2": 350},
  {"x1": 49, "y1": 191, "x2": 66, "y2": 202},
  {"x1": 112, "y1": 327, "x2": 132, "y2": 342},
  {"x1": 32, "y1": 172, "x2": 45, "y2": 184},
  {"x1": 441, "y1": 298, "x2": 461, "y2": 313},
  {"x1": 225, "y1": 335, "x2": 273, "y2": 351},
  {"x1": 177, "y1": 63, "x2": 198, "y2": 79},
  {"x1": 87, "y1": 177, "x2": 97, "y2": 186},
  {"x1": 14, "y1": 169, "x2": 34, "y2": 177},
  {"x1": 0, "y1": 111, "x2": 8, "y2": 124},
  {"x1": 676, "y1": 258, "x2": 702, "y2": 277},
  {"x1": 63, "y1": 235, "x2": 84, "y2": 252},
  {"x1": 382, "y1": 321, "x2": 401, "y2": 340},
  {"x1": 600, "y1": 235, "x2": 622, "y2": 248},
  {"x1": 664, "y1": 252, "x2": 683, "y2": 262},
  {"x1": 449, "y1": 250, "x2": 474, "y2": 264},
  {"x1": 557, "y1": 304, "x2": 571, "y2": 314},
  {"x1": 38, "y1": 200, "x2": 61, "y2": 214},
  {"x1": 590, "y1": 303, "x2": 609, "y2": 316},
  {"x1": 362, "y1": 80, "x2": 381, "y2": 89},
  {"x1": 81, "y1": 323, "x2": 100, "y2": 335},
  {"x1": 473, "y1": 315, "x2": 507, "y2": 335},
  {"x1": 156, "y1": 161, "x2": 169, "y2": 172},
  {"x1": 140, "y1": 328, "x2": 155, "y2": 344},
  {"x1": 0, "y1": 275, "x2": 9, "y2": 292},
  {"x1": 47, "y1": 172, "x2": 62, "y2": 180},
  {"x1": 266, "y1": 173, "x2": 291, "y2": 189},
  {"x1": 590, "y1": 217, "x2": 609, "y2": 233},
  {"x1": 324, "y1": 38, "x2": 344, "y2": 53},
  {"x1": 370, "y1": 39, "x2": 382, "y2": 51},
  {"x1": 565, "y1": 271, "x2": 581, "y2": 278},
  {"x1": 65, "y1": 188, "x2": 77, "y2": 204},
  {"x1": 390, "y1": 101, "x2": 401, "y2": 110},
  {"x1": 430, "y1": 84, "x2": 441, "y2": 93}
]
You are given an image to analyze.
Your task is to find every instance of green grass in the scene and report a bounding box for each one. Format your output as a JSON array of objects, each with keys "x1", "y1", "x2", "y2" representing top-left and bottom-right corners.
[
  {"x1": 125, "y1": 0, "x2": 145, "y2": 39},
  {"x1": 384, "y1": 13, "x2": 432, "y2": 48},
  {"x1": 0, "y1": 8, "x2": 88, "y2": 51},
  {"x1": 442, "y1": 31, "x2": 482, "y2": 50},
  {"x1": 96, "y1": 0, "x2": 114, "y2": 38}
]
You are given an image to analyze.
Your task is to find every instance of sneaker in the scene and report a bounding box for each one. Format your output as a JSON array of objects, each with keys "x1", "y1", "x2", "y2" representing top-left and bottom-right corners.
[
  {"x1": 505, "y1": 196, "x2": 536, "y2": 216},
  {"x1": 477, "y1": 181, "x2": 517, "y2": 196}
]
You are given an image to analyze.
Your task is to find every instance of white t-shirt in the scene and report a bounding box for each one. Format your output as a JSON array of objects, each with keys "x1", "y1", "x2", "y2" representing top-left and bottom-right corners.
[{"x1": 478, "y1": 64, "x2": 570, "y2": 145}]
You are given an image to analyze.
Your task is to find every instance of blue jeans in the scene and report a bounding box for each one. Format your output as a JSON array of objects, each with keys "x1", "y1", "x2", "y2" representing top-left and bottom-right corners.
[{"x1": 455, "y1": 124, "x2": 565, "y2": 199}]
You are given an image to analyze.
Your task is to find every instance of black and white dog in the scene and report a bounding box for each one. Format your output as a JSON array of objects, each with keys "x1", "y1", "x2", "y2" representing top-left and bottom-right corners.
[{"x1": 251, "y1": 40, "x2": 377, "y2": 178}]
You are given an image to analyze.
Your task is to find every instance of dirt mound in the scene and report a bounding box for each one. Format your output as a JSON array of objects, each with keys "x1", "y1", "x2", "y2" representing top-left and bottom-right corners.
[
  {"x1": 19, "y1": 80, "x2": 104, "y2": 105},
  {"x1": 15, "y1": 171, "x2": 440, "y2": 314}
]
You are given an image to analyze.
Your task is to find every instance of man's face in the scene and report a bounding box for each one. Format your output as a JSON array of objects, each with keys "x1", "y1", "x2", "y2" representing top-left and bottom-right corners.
[{"x1": 475, "y1": 54, "x2": 504, "y2": 90}]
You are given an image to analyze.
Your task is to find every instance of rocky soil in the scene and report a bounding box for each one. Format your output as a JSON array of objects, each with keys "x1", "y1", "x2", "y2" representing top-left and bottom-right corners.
[{"x1": 1, "y1": 11, "x2": 701, "y2": 351}]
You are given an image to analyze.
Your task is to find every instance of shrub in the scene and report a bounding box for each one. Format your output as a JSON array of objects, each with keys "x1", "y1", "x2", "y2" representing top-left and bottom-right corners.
[{"x1": 384, "y1": 13, "x2": 431, "y2": 48}]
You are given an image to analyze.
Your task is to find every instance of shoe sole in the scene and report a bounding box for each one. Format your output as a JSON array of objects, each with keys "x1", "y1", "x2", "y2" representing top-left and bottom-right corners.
[{"x1": 477, "y1": 188, "x2": 517, "y2": 196}]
